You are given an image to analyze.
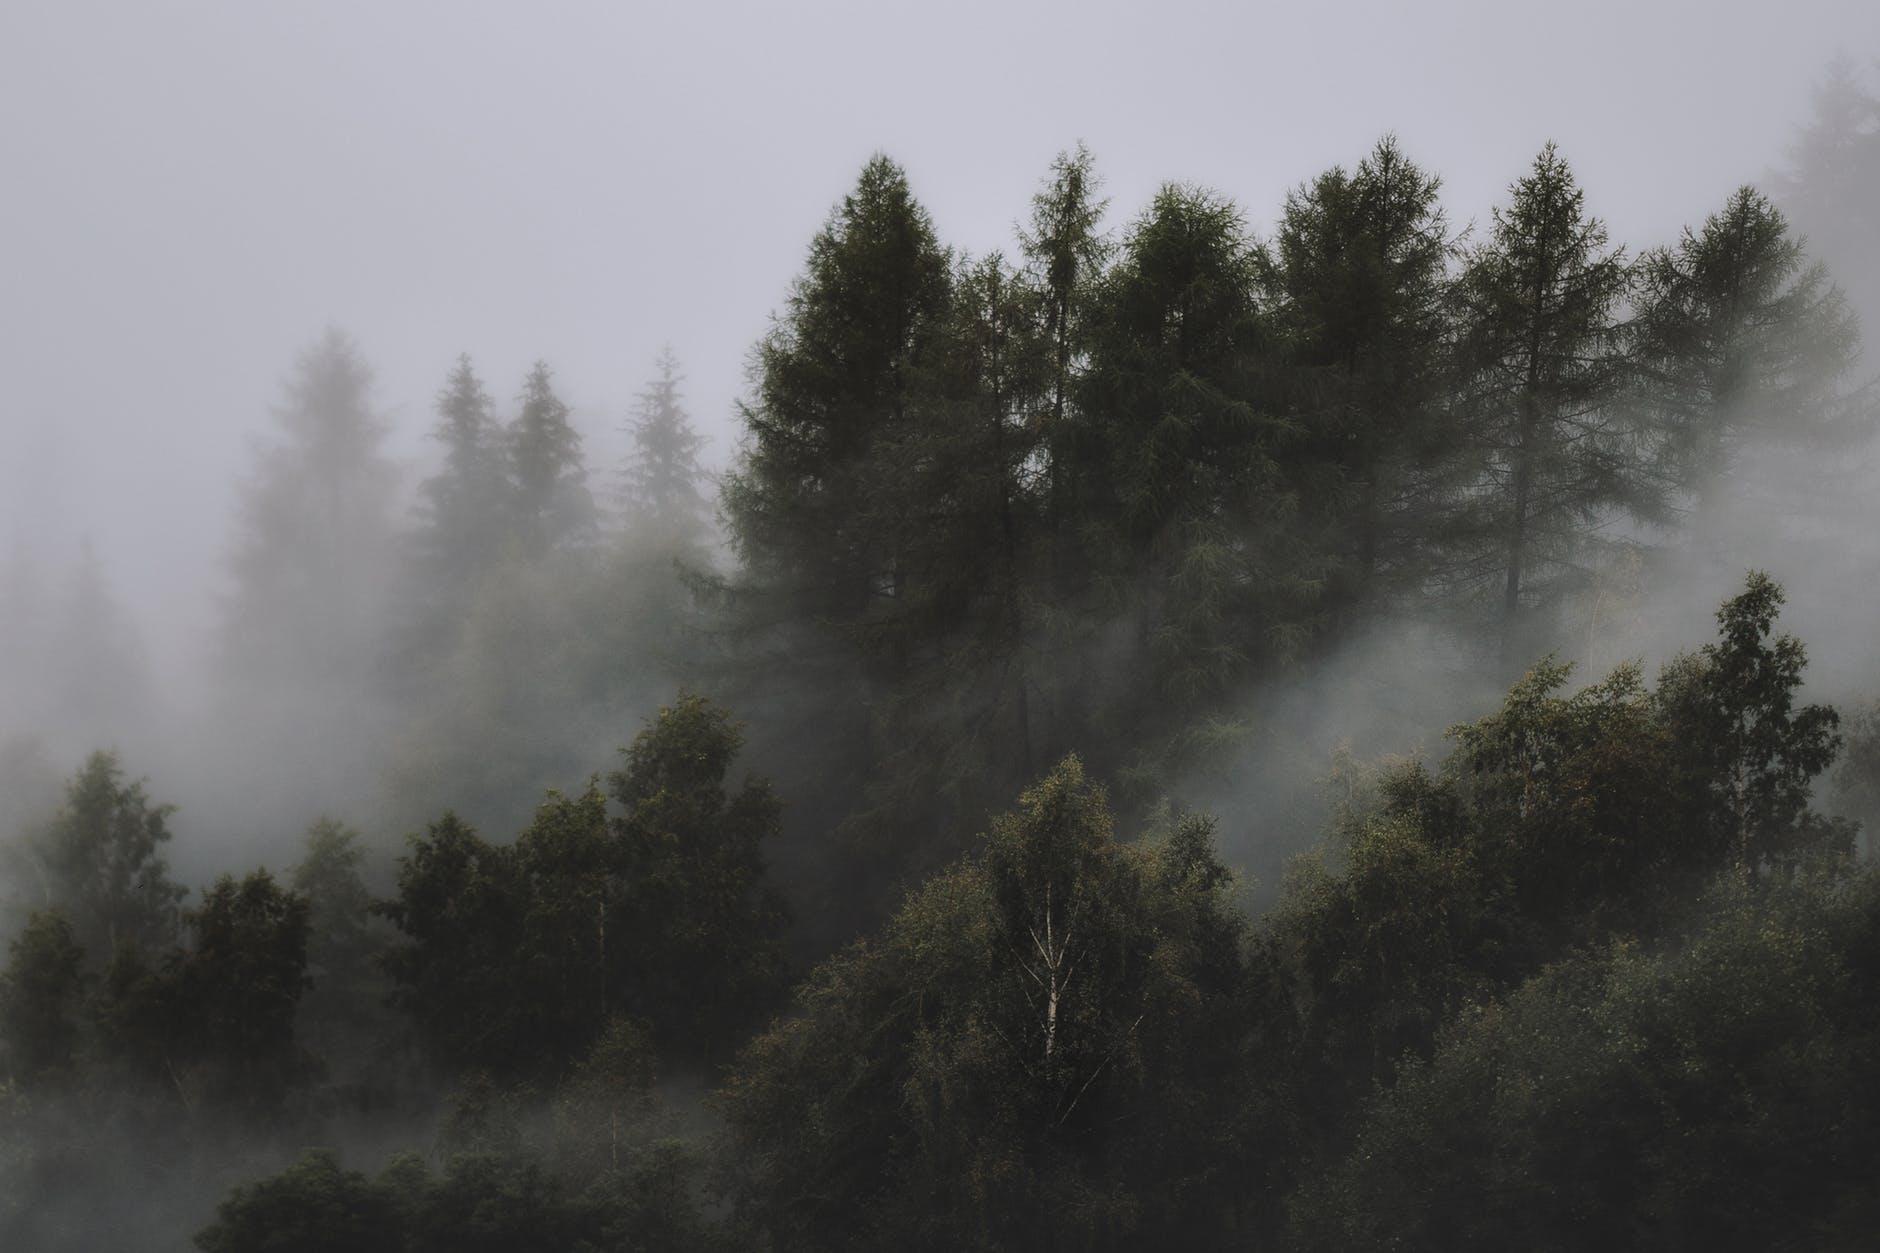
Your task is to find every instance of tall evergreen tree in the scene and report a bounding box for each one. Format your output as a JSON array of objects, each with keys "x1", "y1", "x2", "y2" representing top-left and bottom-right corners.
[
  {"x1": 1633, "y1": 186, "x2": 1866, "y2": 497},
  {"x1": 223, "y1": 327, "x2": 400, "y2": 684},
  {"x1": 416, "y1": 354, "x2": 508, "y2": 590},
  {"x1": 1078, "y1": 183, "x2": 1296, "y2": 715},
  {"x1": 1019, "y1": 144, "x2": 1110, "y2": 549},
  {"x1": 1452, "y1": 144, "x2": 1650, "y2": 651},
  {"x1": 1262, "y1": 135, "x2": 1462, "y2": 624},
  {"x1": 1774, "y1": 59, "x2": 1880, "y2": 345},
  {"x1": 840, "y1": 250, "x2": 1052, "y2": 870},
  {"x1": 722, "y1": 154, "x2": 952, "y2": 632},
  {"x1": 620, "y1": 348, "x2": 710, "y2": 554},
  {"x1": 507, "y1": 360, "x2": 594, "y2": 556}
]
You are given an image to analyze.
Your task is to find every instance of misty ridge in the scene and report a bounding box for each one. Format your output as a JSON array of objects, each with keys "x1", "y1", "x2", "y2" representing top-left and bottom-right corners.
[{"x1": 3, "y1": 26, "x2": 1880, "y2": 1253}]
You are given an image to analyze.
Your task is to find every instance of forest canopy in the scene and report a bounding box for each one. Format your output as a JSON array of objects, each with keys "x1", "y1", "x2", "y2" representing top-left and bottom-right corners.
[{"x1": 4, "y1": 61, "x2": 1880, "y2": 1252}]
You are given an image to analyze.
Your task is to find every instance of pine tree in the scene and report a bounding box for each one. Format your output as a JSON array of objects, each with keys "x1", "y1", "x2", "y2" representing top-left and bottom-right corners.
[
  {"x1": 722, "y1": 154, "x2": 952, "y2": 631},
  {"x1": 416, "y1": 354, "x2": 508, "y2": 590},
  {"x1": 1262, "y1": 135, "x2": 1462, "y2": 624},
  {"x1": 1774, "y1": 59, "x2": 1880, "y2": 343},
  {"x1": 507, "y1": 360, "x2": 594, "y2": 556},
  {"x1": 0, "y1": 910, "x2": 87, "y2": 1083},
  {"x1": 223, "y1": 327, "x2": 400, "y2": 684},
  {"x1": 620, "y1": 348, "x2": 709, "y2": 554},
  {"x1": 1633, "y1": 186, "x2": 1865, "y2": 497},
  {"x1": 1452, "y1": 144, "x2": 1650, "y2": 651},
  {"x1": 1019, "y1": 144, "x2": 1110, "y2": 549},
  {"x1": 1078, "y1": 183, "x2": 1295, "y2": 711}
]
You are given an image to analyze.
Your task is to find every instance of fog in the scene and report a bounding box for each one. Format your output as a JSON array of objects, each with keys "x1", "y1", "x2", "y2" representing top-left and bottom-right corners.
[
  {"x1": 5, "y1": 0, "x2": 1875, "y2": 665},
  {"x1": 4, "y1": 2, "x2": 1880, "y2": 1249}
]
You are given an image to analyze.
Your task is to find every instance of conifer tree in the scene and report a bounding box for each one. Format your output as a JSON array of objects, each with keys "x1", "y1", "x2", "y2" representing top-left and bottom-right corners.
[
  {"x1": 1262, "y1": 135, "x2": 1462, "y2": 623},
  {"x1": 1078, "y1": 184, "x2": 1295, "y2": 709},
  {"x1": 1633, "y1": 186, "x2": 1865, "y2": 497},
  {"x1": 1452, "y1": 144, "x2": 1649, "y2": 650},
  {"x1": 1774, "y1": 59, "x2": 1880, "y2": 342},
  {"x1": 507, "y1": 360, "x2": 594, "y2": 556},
  {"x1": 0, "y1": 911, "x2": 87, "y2": 1083},
  {"x1": 620, "y1": 348, "x2": 710, "y2": 554},
  {"x1": 416, "y1": 354, "x2": 508, "y2": 589},
  {"x1": 722, "y1": 154, "x2": 952, "y2": 631},
  {"x1": 223, "y1": 327, "x2": 400, "y2": 684},
  {"x1": 1019, "y1": 144, "x2": 1110, "y2": 547}
]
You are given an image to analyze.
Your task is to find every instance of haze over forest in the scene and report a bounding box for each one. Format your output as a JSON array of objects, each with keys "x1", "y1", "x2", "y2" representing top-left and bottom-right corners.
[{"x1": 3, "y1": 2, "x2": 1880, "y2": 1249}]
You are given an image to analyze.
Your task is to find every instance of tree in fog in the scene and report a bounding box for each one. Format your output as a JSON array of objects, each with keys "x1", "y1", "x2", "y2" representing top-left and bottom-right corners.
[
  {"x1": 0, "y1": 911, "x2": 87, "y2": 1083},
  {"x1": 1451, "y1": 144, "x2": 1648, "y2": 648},
  {"x1": 1633, "y1": 186, "x2": 1866, "y2": 497},
  {"x1": 1262, "y1": 135, "x2": 1463, "y2": 622},
  {"x1": 1775, "y1": 59, "x2": 1880, "y2": 342},
  {"x1": 290, "y1": 818, "x2": 383, "y2": 1055},
  {"x1": 620, "y1": 347, "x2": 710, "y2": 553},
  {"x1": 14, "y1": 751, "x2": 183, "y2": 959},
  {"x1": 411, "y1": 354, "x2": 509, "y2": 619},
  {"x1": 1021, "y1": 144, "x2": 1110, "y2": 585},
  {"x1": 222, "y1": 327, "x2": 399, "y2": 684},
  {"x1": 809, "y1": 249, "x2": 1057, "y2": 881},
  {"x1": 1077, "y1": 182, "x2": 1297, "y2": 711},
  {"x1": 721, "y1": 757, "x2": 1250, "y2": 1250},
  {"x1": 723, "y1": 154, "x2": 952, "y2": 632},
  {"x1": 381, "y1": 694, "x2": 784, "y2": 1074},
  {"x1": 507, "y1": 360, "x2": 595, "y2": 555}
]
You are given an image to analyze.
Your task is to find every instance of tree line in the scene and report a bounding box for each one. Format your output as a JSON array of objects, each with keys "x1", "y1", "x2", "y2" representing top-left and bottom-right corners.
[{"x1": 3, "y1": 72, "x2": 1880, "y2": 1249}]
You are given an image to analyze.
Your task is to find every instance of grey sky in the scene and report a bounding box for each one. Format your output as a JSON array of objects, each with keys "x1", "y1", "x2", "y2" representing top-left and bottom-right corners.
[{"x1": 3, "y1": 0, "x2": 1877, "y2": 671}]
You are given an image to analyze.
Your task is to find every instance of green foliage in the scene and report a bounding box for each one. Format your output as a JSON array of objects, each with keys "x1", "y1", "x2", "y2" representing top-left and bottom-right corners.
[
  {"x1": 1633, "y1": 186, "x2": 1865, "y2": 494},
  {"x1": 195, "y1": 1144, "x2": 731, "y2": 1253},
  {"x1": 290, "y1": 818, "x2": 385, "y2": 1055},
  {"x1": 1452, "y1": 143, "x2": 1650, "y2": 641},
  {"x1": 507, "y1": 360, "x2": 595, "y2": 556},
  {"x1": 608, "y1": 693, "x2": 788, "y2": 1055},
  {"x1": 1294, "y1": 871, "x2": 1880, "y2": 1252},
  {"x1": 1249, "y1": 575, "x2": 1851, "y2": 1199},
  {"x1": 115, "y1": 870, "x2": 314, "y2": 1112},
  {"x1": 620, "y1": 347, "x2": 710, "y2": 554},
  {"x1": 721, "y1": 756, "x2": 1250, "y2": 1250},
  {"x1": 723, "y1": 152, "x2": 952, "y2": 627},
  {"x1": 409, "y1": 354, "x2": 510, "y2": 640},
  {"x1": 1261, "y1": 134, "x2": 1463, "y2": 621},
  {"x1": 0, "y1": 912, "x2": 86, "y2": 1084},
  {"x1": 381, "y1": 694, "x2": 785, "y2": 1075},
  {"x1": 378, "y1": 812, "x2": 529, "y2": 1075},
  {"x1": 196, "y1": 1149, "x2": 401, "y2": 1253},
  {"x1": 19, "y1": 751, "x2": 184, "y2": 958}
]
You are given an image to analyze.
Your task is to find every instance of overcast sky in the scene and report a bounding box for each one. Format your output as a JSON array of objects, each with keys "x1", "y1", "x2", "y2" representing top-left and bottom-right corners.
[{"x1": 3, "y1": 0, "x2": 1877, "y2": 669}]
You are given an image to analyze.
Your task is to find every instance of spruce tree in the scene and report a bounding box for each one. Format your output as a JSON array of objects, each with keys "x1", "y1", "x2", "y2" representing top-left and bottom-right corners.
[
  {"x1": 1774, "y1": 59, "x2": 1880, "y2": 343},
  {"x1": 417, "y1": 354, "x2": 508, "y2": 589},
  {"x1": 1019, "y1": 144, "x2": 1110, "y2": 549},
  {"x1": 1633, "y1": 186, "x2": 1865, "y2": 497},
  {"x1": 223, "y1": 327, "x2": 399, "y2": 684},
  {"x1": 1078, "y1": 183, "x2": 1294, "y2": 711},
  {"x1": 620, "y1": 348, "x2": 709, "y2": 554},
  {"x1": 1262, "y1": 135, "x2": 1462, "y2": 624},
  {"x1": 1452, "y1": 144, "x2": 1649, "y2": 651},
  {"x1": 722, "y1": 154, "x2": 952, "y2": 631},
  {"x1": 507, "y1": 360, "x2": 594, "y2": 556}
]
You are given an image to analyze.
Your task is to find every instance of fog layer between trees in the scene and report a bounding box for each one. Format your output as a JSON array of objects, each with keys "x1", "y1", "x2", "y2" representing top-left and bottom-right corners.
[{"x1": 3, "y1": 57, "x2": 1880, "y2": 1253}]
